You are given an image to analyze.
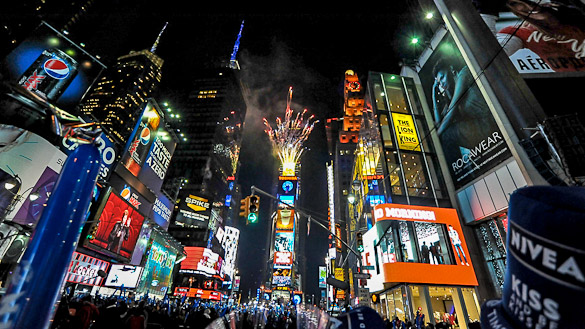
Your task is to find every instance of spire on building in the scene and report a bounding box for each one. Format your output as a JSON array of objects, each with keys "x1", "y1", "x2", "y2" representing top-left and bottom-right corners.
[
  {"x1": 229, "y1": 20, "x2": 245, "y2": 69},
  {"x1": 151, "y1": 22, "x2": 168, "y2": 54}
]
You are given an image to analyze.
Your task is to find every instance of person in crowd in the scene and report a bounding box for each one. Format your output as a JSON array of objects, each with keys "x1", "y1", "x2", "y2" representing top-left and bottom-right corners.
[{"x1": 72, "y1": 295, "x2": 100, "y2": 329}]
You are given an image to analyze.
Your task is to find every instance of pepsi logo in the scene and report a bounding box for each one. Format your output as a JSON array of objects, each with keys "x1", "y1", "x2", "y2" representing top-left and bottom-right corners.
[
  {"x1": 120, "y1": 186, "x2": 131, "y2": 200},
  {"x1": 140, "y1": 127, "x2": 151, "y2": 145},
  {"x1": 43, "y1": 58, "x2": 70, "y2": 79}
]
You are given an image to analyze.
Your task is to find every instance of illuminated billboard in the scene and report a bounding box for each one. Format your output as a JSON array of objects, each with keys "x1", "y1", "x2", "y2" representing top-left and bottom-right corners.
[
  {"x1": 274, "y1": 232, "x2": 294, "y2": 252},
  {"x1": 174, "y1": 287, "x2": 223, "y2": 300},
  {"x1": 221, "y1": 226, "x2": 239, "y2": 279},
  {"x1": 136, "y1": 232, "x2": 177, "y2": 297},
  {"x1": 274, "y1": 251, "x2": 293, "y2": 269},
  {"x1": 418, "y1": 33, "x2": 511, "y2": 189},
  {"x1": 276, "y1": 209, "x2": 295, "y2": 231},
  {"x1": 84, "y1": 190, "x2": 146, "y2": 261},
  {"x1": 370, "y1": 203, "x2": 478, "y2": 286},
  {"x1": 174, "y1": 194, "x2": 211, "y2": 228},
  {"x1": 392, "y1": 113, "x2": 421, "y2": 151},
  {"x1": 119, "y1": 101, "x2": 177, "y2": 193},
  {"x1": 319, "y1": 266, "x2": 327, "y2": 288},
  {"x1": 104, "y1": 264, "x2": 143, "y2": 289},
  {"x1": 180, "y1": 246, "x2": 223, "y2": 277},
  {"x1": 66, "y1": 252, "x2": 110, "y2": 286},
  {"x1": 1, "y1": 22, "x2": 105, "y2": 112},
  {"x1": 272, "y1": 268, "x2": 292, "y2": 287}
]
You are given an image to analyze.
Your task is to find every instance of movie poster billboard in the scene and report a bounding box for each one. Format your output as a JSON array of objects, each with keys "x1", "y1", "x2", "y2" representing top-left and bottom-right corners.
[
  {"x1": 0, "y1": 125, "x2": 67, "y2": 226},
  {"x1": 120, "y1": 101, "x2": 176, "y2": 193},
  {"x1": 84, "y1": 190, "x2": 146, "y2": 261},
  {"x1": 481, "y1": 0, "x2": 585, "y2": 74},
  {"x1": 136, "y1": 232, "x2": 177, "y2": 297},
  {"x1": 1, "y1": 22, "x2": 105, "y2": 112},
  {"x1": 104, "y1": 264, "x2": 143, "y2": 289},
  {"x1": 418, "y1": 34, "x2": 511, "y2": 189}
]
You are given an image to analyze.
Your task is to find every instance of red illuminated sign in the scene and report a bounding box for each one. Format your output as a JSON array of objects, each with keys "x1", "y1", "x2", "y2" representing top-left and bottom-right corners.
[
  {"x1": 274, "y1": 251, "x2": 293, "y2": 265},
  {"x1": 173, "y1": 287, "x2": 223, "y2": 300},
  {"x1": 66, "y1": 252, "x2": 110, "y2": 286}
]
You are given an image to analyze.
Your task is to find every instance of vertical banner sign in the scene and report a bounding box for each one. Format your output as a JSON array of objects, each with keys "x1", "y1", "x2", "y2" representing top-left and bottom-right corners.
[
  {"x1": 0, "y1": 144, "x2": 100, "y2": 329},
  {"x1": 122, "y1": 102, "x2": 161, "y2": 177},
  {"x1": 319, "y1": 266, "x2": 327, "y2": 288},
  {"x1": 418, "y1": 34, "x2": 511, "y2": 189},
  {"x1": 392, "y1": 113, "x2": 421, "y2": 151}
]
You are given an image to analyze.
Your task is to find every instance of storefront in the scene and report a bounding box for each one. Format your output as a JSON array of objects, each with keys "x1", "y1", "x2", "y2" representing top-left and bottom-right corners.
[{"x1": 362, "y1": 203, "x2": 481, "y2": 329}]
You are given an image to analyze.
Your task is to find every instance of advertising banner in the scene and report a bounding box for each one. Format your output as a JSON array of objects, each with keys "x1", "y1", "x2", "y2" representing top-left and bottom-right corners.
[
  {"x1": 1, "y1": 22, "x2": 105, "y2": 111},
  {"x1": 66, "y1": 251, "x2": 110, "y2": 286},
  {"x1": 173, "y1": 287, "x2": 223, "y2": 300},
  {"x1": 372, "y1": 203, "x2": 478, "y2": 286},
  {"x1": 136, "y1": 232, "x2": 177, "y2": 297},
  {"x1": 104, "y1": 264, "x2": 143, "y2": 289},
  {"x1": 61, "y1": 132, "x2": 116, "y2": 181},
  {"x1": 272, "y1": 268, "x2": 292, "y2": 287},
  {"x1": 392, "y1": 113, "x2": 421, "y2": 151},
  {"x1": 274, "y1": 251, "x2": 293, "y2": 269},
  {"x1": 487, "y1": 2, "x2": 585, "y2": 74},
  {"x1": 84, "y1": 190, "x2": 146, "y2": 261},
  {"x1": 174, "y1": 194, "x2": 211, "y2": 228},
  {"x1": 151, "y1": 192, "x2": 172, "y2": 230},
  {"x1": 180, "y1": 246, "x2": 223, "y2": 276},
  {"x1": 221, "y1": 226, "x2": 240, "y2": 279},
  {"x1": 319, "y1": 266, "x2": 327, "y2": 288},
  {"x1": 0, "y1": 125, "x2": 67, "y2": 226},
  {"x1": 276, "y1": 209, "x2": 295, "y2": 231},
  {"x1": 120, "y1": 101, "x2": 176, "y2": 193},
  {"x1": 274, "y1": 232, "x2": 294, "y2": 252},
  {"x1": 130, "y1": 222, "x2": 153, "y2": 265},
  {"x1": 418, "y1": 33, "x2": 511, "y2": 189}
]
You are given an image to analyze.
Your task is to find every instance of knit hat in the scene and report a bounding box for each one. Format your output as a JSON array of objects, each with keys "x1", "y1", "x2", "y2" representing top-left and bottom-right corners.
[{"x1": 480, "y1": 186, "x2": 585, "y2": 329}]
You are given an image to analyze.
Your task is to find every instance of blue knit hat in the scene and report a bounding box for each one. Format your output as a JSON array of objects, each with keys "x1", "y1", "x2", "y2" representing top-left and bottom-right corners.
[{"x1": 481, "y1": 186, "x2": 585, "y2": 329}]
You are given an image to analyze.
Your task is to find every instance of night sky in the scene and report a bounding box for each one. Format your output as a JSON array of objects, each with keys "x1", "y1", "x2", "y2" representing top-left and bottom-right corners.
[{"x1": 28, "y1": 0, "x2": 440, "y2": 302}]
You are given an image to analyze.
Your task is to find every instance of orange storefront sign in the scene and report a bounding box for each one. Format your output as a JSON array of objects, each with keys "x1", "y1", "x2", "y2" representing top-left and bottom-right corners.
[{"x1": 372, "y1": 203, "x2": 478, "y2": 286}]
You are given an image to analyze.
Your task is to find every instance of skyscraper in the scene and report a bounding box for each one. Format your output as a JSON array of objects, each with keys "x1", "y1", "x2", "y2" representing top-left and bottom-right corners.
[
  {"x1": 79, "y1": 24, "x2": 167, "y2": 147},
  {"x1": 165, "y1": 22, "x2": 247, "y2": 295}
]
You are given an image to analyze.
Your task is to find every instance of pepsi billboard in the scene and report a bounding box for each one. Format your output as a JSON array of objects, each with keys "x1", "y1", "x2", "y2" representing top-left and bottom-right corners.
[
  {"x1": 120, "y1": 100, "x2": 176, "y2": 193},
  {"x1": 1, "y1": 22, "x2": 105, "y2": 112}
]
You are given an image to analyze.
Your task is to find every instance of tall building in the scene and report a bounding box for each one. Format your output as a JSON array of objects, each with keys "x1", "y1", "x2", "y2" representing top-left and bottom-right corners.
[
  {"x1": 324, "y1": 70, "x2": 364, "y2": 305},
  {"x1": 262, "y1": 88, "x2": 318, "y2": 303},
  {"x1": 79, "y1": 24, "x2": 167, "y2": 146},
  {"x1": 349, "y1": 72, "x2": 482, "y2": 328},
  {"x1": 166, "y1": 22, "x2": 247, "y2": 297}
]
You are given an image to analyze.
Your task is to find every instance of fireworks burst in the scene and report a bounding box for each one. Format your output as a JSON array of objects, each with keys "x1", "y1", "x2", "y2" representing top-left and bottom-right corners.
[{"x1": 263, "y1": 87, "x2": 319, "y2": 176}]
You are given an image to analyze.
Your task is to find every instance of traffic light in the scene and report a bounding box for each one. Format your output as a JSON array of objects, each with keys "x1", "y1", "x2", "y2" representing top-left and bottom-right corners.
[
  {"x1": 356, "y1": 232, "x2": 364, "y2": 252},
  {"x1": 86, "y1": 223, "x2": 99, "y2": 241},
  {"x1": 247, "y1": 195, "x2": 259, "y2": 224},
  {"x1": 239, "y1": 196, "x2": 250, "y2": 218}
]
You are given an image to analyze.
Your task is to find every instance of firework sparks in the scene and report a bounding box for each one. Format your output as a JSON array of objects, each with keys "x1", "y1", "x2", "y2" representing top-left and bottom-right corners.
[{"x1": 263, "y1": 87, "x2": 319, "y2": 176}]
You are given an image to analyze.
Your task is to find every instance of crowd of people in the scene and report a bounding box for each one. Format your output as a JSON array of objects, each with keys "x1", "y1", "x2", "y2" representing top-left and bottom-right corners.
[{"x1": 50, "y1": 294, "x2": 298, "y2": 329}]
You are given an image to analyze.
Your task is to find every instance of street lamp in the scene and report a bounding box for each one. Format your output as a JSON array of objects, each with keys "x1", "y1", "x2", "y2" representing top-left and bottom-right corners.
[
  {"x1": 347, "y1": 192, "x2": 355, "y2": 205},
  {"x1": 1, "y1": 174, "x2": 42, "y2": 223}
]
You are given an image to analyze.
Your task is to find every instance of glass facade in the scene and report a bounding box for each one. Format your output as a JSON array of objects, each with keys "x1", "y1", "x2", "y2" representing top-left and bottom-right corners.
[
  {"x1": 372, "y1": 284, "x2": 481, "y2": 329},
  {"x1": 377, "y1": 220, "x2": 455, "y2": 265},
  {"x1": 357, "y1": 73, "x2": 450, "y2": 209}
]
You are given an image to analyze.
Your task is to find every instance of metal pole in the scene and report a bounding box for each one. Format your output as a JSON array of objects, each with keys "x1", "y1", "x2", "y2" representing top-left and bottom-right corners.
[{"x1": 251, "y1": 186, "x2": 362, "y2": 259}]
